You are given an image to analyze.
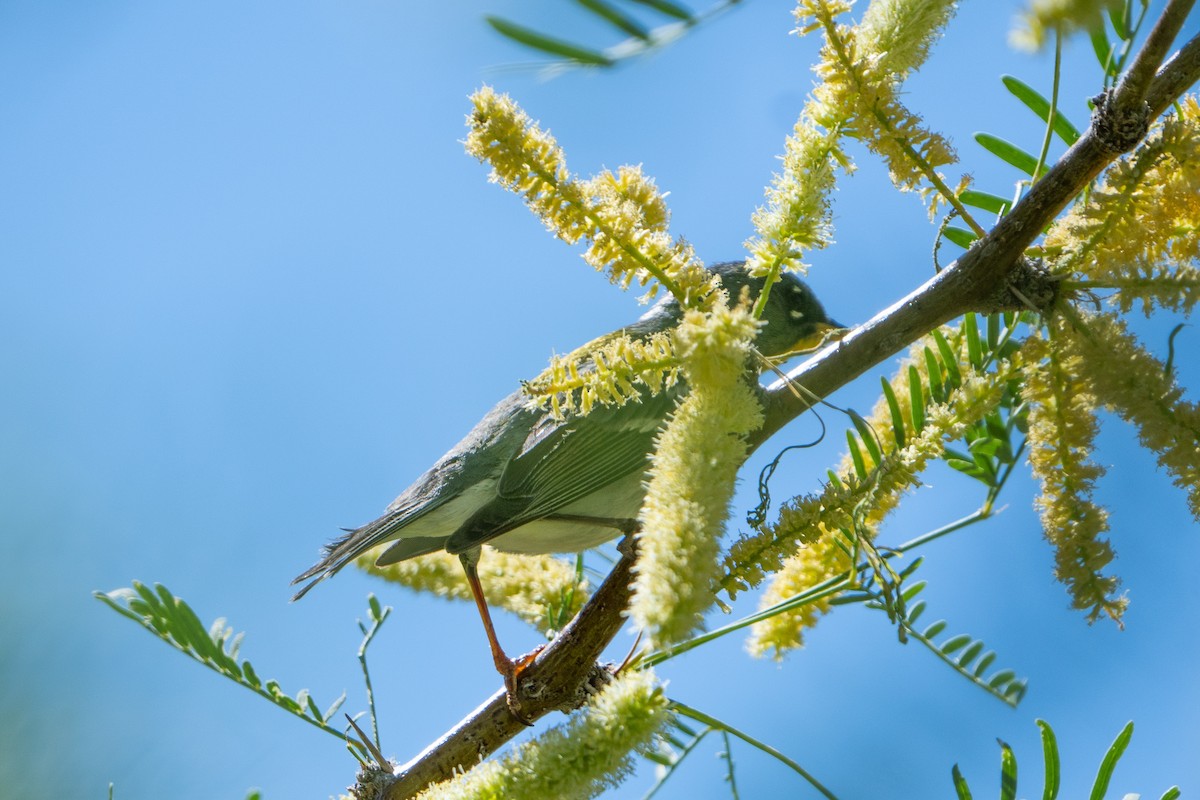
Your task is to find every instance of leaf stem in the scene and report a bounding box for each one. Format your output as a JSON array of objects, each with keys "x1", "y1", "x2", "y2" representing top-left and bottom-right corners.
[
  {"x1": 670, "y1": 701, "x2": 840, "y2": 800},
  {"x1": 1032, "y1": 32, "x2": 1064, "y2": 182}
]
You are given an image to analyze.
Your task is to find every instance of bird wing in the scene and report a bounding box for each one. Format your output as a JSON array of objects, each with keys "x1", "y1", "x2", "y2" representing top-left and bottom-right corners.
[
  {"x1": 443, "y1": 387, "x2": 679, "y2": 553},
  {"x1": 503, "y1": 388, "x2": 676, "y2": 515},
  {"x1": 291, "y1": 391, "x2": 539, "y2": 596}
]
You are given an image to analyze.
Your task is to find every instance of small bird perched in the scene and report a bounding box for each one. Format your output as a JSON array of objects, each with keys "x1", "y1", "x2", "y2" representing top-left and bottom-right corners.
[{"x1": 293, "y1": 261, "x2": 840, "y2": 700}]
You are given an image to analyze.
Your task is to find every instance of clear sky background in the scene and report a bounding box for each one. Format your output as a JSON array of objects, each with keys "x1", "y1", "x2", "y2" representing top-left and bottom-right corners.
[{"x1": 2, "y1": 1, "x2": 1198, "y2": 798}]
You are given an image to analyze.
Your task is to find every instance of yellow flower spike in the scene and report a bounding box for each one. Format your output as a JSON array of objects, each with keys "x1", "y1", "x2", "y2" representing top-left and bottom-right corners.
[
  {"x1": 355, "y1": 546, "x2": 588, "y2": 634},
  {"x1": 415, "y1": 669, "x2": 669, "y2": 800},
  {"x1": 722, "y1": 328, "x2": 972, "y2": 600},
  {"x1": 1011, "y1": 0, "x2": 1123, "y2": 51},
  {"x1": 1046, "y1": 96, "x2": 1200, "y2": 316},
  {"x1": 737, "y1": 366, "x2": 1011, "y2": 657},
  {"x1": 747, "y1": 0, "x2": 962, "y2": 292},
  {"x1": 1021, "y1": 332, "x2": 1126, "y2": 623},
  {"x1": 859, "y1": 0, "x2": 958, "y2": 80},
  {"x1": 523, "y1": 331, "x2": 681, "y2": 419},
  {"x1": 465, "y1": 87, "x2": 711, "y2": 306},
  {"x1": 1059, "y1": 313, "x2": 1200, "y2": 521},
  {"x1": 631, "y1": 304, "x2": 764, "y2": 650}
]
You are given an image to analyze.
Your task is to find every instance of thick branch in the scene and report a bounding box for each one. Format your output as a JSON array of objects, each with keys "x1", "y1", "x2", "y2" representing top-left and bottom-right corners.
[{"x1": 364, "y1": 25, "x2": 1200, "y2": 800}]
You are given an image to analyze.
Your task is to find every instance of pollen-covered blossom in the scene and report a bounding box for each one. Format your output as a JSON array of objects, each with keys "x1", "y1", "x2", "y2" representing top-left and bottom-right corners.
[
  {"x1": 630, "y1": 304, "x2": 764, "y2": 649},
  {"x1": 355, "y1": 546, "x2": 588, "y2": 634},
  {"x1": 858, "y1": 0, "x2": 959, "y2": 81},
  {"x1": 745, "y1": 0, "x2": 958, "y2": 284},
  {"x1": 745, "y1": 368, "x2": 1007, "y2": 657},
  {"x1": 465, "y1": 87, "x2": 713, "y2": 307},
  {"x1": 415, "y1": 669, "x2": 670, "y2": 800},
  {"x1": 581, "y1": 166, "x2": 715, "y2": 304},
  {"x1": 525, "y1": 329, "x2": 680, "y2": 419},
  {"x1": 744, "y1": 104, "x2": 843, "y2": 281},
  {"x1": 1011, "y1": 0, "x2": 1122, "y2": 50},
  {"x1": 464, "y1": 86, "x2": 587, "y2": 242},
  {"x1": 1021, "y1": 333, "x2": 1126, "y2": 623},
  {"x1": 798, "y1": 0, "x2": 957, "y2": 195},
  {"x1": 1045, "y1": 96, "x2": 1200, "y2": 316},
  {"x1": 831, "y1": 328, "x2": 970, "y2": 519},
  {"x1": 1060, "y1": 313, "x2": 1200, "y2": 520},
  {"x1": 740, "y1": 521, "x2": 843, "y2": 657},
  {"x1": 466, "y1": 88, "x2": 721, "y2": 418}
]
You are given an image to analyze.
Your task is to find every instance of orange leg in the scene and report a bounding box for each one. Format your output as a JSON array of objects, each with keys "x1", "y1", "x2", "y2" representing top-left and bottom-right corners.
[{"x1": 459, "y1": 551, "x2": 539, "y2": 720}]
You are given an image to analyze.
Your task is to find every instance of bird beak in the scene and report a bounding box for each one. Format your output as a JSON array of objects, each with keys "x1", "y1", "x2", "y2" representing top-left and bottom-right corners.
[{"x1": 786, "y1": 320, "x2": 849, "y2": 355}]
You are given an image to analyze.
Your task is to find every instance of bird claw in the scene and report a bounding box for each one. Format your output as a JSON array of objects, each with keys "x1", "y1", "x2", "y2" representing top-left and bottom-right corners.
[{"x1": 501, "y1": 646, "x2": 545, "y2": 726}]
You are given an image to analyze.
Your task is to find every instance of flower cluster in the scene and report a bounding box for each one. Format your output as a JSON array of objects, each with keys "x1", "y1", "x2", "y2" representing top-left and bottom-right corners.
[
  {"x1": 1045, "y1": 96, "x2": 1200, "y2": 316},
  {"x1": 465, "y1": 87, "x2": 713, "y2": 308},
  {"x1": 800, "y1": 0, "x2": 958, "y2": 196},
  {"x1": 1011, "y1": 0, "x2": 1123, "y2": 50},
  {"x1": 721, "y1": 328, "x2": 968, "y2": 600},
  {"x1": 523, "y1": 329, "x2": 679, "y2": 419},
  {"x1": 581, "y1": 166, "x2": 715, "y2": 303},
  {"x1": 858, "y1": 0, "x2": 961, "y2": 81},
  {"x1": 355, "y1": 546, "x2": 588, "y2": 634},
  {"x1": 745, "y1": 0, "x2": 959, "y2": 285},
  {"x1": 1058, "y1": 313, "x2": 1200, "y2": 520},
  {"x1": 630, "y1": 304, "x2": 764, "y2": 649},
  {"x1": 415, "y1": 669, "x2": 669, "y2": 800},
  {"x1": 1020, "y1": 331, "x2": 1125, "y2": 623},
  {"x1": 466, "y1": 88, "x2": 722, "y2": 417},
  {"x1": 1024, "y1": 96, "x2": 1200, "y2": 622},
  {"x1": 744, "y1": 101, "x2": 843, "y2": 282}
]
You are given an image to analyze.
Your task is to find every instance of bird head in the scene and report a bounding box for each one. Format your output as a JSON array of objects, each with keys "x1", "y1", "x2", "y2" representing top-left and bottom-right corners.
[
  {"x1": 708, "y1": 261, "x2": 844, "y2": 358},
  {"x1": 635, "y1": 261, "x2": 844, "y2": 359}
]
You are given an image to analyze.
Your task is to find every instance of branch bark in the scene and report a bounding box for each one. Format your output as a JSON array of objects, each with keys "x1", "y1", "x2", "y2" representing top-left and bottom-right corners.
[
  {"x1": 367, "y1": 26, "x2": 1200, "y2": 800},
  {"x1": 380, "y1": 540, "x2": 639, "y2": 799}
]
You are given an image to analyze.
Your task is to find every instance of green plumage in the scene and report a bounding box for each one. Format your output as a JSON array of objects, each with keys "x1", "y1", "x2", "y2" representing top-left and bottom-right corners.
[{"x1": 293, "y1": 261, "x2": 839, "y2": 599}]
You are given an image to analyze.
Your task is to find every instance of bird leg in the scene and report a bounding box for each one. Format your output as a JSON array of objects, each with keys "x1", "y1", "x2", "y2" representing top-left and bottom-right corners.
[
  {"x1": 458, "y1": 551, "x2": 540, "y2": 724},
  {"x1": 456, "y1": 520, "x2": 638, "y2": 724}
]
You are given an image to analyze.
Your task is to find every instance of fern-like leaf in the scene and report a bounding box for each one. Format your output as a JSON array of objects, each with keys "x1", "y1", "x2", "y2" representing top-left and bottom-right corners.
[
  {"x1": 862, "y1": 573, "x2": 1028, "y2": 707},
  {"x1": 484, "y1": 0, "x2": 740, "y2": 75},
  {"x1": 1001, "y1": 75, "x2": 1081, "y2": 145},
  {"x1": 96, "y1": 582, "x2": 355, "y2": 743},
  {"x1": 954, "y1": 720, "x2": 1178, "y2": 800}
]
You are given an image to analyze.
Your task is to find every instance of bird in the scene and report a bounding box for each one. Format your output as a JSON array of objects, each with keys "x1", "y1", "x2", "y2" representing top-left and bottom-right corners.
[{"x1": 292, "y1": 261, "x2": 841, "y2": 705}]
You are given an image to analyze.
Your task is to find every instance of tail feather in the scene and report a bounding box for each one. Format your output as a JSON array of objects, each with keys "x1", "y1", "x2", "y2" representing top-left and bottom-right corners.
[{"x1": 290, "y1": 516, "x2": 400, "y2": 601}]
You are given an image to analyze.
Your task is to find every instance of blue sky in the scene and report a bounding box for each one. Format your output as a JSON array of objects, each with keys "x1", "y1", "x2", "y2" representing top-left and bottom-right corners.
[{"x1": 2, "y1": 1, "x2": 1198, "y2": 798}]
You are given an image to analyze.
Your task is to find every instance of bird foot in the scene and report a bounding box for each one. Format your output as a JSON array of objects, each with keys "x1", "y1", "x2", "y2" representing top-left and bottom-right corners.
[{"x1": 501, "y1": 646, "x2": 545, "y2": 726}]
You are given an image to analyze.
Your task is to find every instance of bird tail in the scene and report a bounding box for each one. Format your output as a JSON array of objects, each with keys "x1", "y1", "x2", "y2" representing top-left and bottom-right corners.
[{"x1": 290, "y1": 515, "x2": 398, "y2": 601}]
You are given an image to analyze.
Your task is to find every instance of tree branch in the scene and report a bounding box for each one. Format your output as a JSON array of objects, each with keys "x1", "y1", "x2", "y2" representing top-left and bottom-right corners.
[
  {"x1": 362, "y1": 25, "x2": 1200, "y2": 800},
  {"x1": 379, "y1": 540, "x2": 639, "y2": 799},
  {"x1": 1147, "y1": 30, "x2": 1200, "y2": 115},
  {"x1": 1111, "y1": 0, "x2": 1195, "y2": 115},
  {"x1": 753, "y1": 29, "x2": 1200, "y2": 447}
]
